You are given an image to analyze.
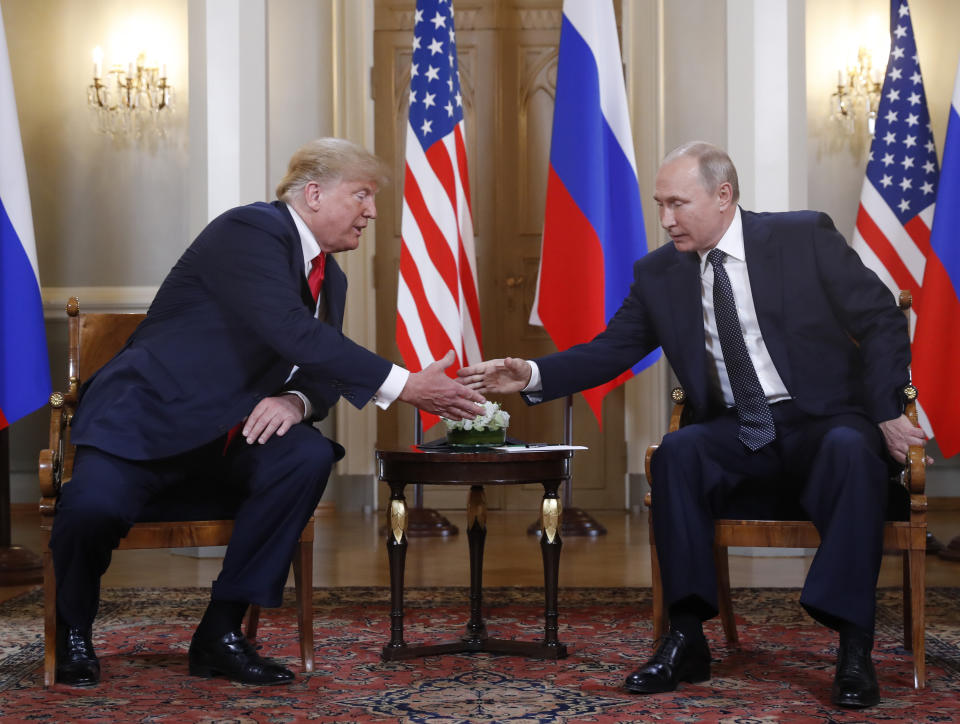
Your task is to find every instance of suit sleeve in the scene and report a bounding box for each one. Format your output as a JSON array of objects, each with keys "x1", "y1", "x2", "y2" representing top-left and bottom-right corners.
[
  {"x1": 198, "y1": 212, "x2": 393, "y2": 409},
  {"x1": 812, "y1": 213, "x2": 911, "y2": 422},
  {"x1": 533, "y1": 259, "x2": 660, "y2": 404}
]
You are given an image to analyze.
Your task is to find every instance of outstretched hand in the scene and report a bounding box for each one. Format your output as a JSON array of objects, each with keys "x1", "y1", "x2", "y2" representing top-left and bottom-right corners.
[
  {"x1": 879, "y1": 413, "x2": 930, "y2": 465},
  {"x1": 457, "y1": 357, "x2": 532, "y2": 395},
  {"x1": 399, "y1": 350, "x2": 486, "y2": 420}
]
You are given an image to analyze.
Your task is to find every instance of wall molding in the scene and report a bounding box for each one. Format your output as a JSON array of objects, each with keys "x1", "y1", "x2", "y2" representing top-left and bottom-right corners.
[{"x1": 42, "y1": 286, "x2": 157, "y2": 316}]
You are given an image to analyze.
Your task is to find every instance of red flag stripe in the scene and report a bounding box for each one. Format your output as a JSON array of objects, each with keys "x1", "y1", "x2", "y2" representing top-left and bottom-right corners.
[
  {"x1": 402, "y1": 165, "x2": 460, "y2": 301},
  {"x1": 855, "y1": 203, "x2": 922, "y2": 294}
]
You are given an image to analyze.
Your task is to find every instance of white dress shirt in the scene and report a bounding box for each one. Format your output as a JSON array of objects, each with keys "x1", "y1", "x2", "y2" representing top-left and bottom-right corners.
[
  {"x1": 699, "y1": 208, "x2": 789, "y2": 407},
  {"x1": 286, "y1": 204, "x2": 408, "y2": 417}
]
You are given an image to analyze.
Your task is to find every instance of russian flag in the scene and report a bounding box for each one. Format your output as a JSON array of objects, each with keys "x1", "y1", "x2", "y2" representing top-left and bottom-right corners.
[
  {"x1": 1, "y1": 9, "x2": 50, "y2": 430},
  {"x1": 913, "y1": 60, "x2": 960, "y2": 458},
  {"x1": 529, "y1": 0, "x2": 659, "y2": 426}
]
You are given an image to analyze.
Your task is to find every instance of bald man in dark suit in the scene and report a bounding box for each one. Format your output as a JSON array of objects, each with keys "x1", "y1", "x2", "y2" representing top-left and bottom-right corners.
[{"x1": 459, "y1": 142, "x2": 923, "y2": 709}]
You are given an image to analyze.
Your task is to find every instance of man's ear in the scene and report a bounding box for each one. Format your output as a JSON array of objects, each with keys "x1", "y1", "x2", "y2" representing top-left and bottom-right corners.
[
  {"x1": 303, "y1": 181, "x2": 323, "y2": 211},
  {"x1": 716, "y1": 181, "x2": 734, "y2": 210}
]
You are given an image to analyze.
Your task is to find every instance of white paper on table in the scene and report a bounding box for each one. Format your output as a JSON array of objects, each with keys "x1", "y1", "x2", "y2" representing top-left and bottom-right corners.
[{"x1": 493, "y1": 444, "x2": 589, "y2": 452}]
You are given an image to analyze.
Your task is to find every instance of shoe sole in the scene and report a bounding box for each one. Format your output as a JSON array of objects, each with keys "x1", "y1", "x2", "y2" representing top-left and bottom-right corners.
[
  {"x1": 189, "y1": 661, "x2": 294, "y2": 685},
  {"x1": 623, "y1": 662, "x2": 711, "y2": 694}
]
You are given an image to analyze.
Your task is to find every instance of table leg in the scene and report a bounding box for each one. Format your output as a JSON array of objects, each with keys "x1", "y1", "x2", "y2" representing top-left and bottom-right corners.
[
  {"x1": 539, "y1": 480, "x2": 567, "y2": 655},
  {"x1": 382, "y1": 482, "x2": 409, "y2": 658},
  {"x1": 464, "y1": 485, "x2": 488, "y2": 644}
]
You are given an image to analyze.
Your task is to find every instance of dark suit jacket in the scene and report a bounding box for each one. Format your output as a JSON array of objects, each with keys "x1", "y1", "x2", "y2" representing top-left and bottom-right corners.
[
  {"x1": 71, "y1": 201, "x2": 393, "y2": 460},
  {"x1": 533, "y1": 210, "x2": 910, "y2": 425}
]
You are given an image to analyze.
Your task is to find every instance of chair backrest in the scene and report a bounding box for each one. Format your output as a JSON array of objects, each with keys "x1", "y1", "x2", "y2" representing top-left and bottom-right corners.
[{"x1": 65, "y1": 296, "x2": 145, "y2": 398}]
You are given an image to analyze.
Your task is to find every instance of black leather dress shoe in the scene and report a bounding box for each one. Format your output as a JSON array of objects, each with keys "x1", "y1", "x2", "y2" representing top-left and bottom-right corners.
[
  {"x1": 624, "y1": 628, "x2": 711, "y2": 694},
  {"x1": 831, "y1": 636, "x2": 880, "y2": 708},
  {"x1": 56, "y1": 626, "x2": 100, "y2": 687},
  {"x1": 188, "y1": 630, "x2": 294, "y2": 685}
]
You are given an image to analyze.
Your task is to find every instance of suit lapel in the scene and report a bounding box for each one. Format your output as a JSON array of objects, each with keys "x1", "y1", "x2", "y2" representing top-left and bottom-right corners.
[
  {"x1": 665, "y1": 250, "x2": 709, "y2": 407},
  {"x1": 742, "y1": 211, "x2": 791, "y2": 389},
  {"x1": 323, "y1": 256, "x2": 346, "y2": 330}
]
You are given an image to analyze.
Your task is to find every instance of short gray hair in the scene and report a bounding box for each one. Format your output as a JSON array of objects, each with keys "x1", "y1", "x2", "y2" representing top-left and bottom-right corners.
[
  {"x1": 276, "y1": 138, "x2": 390, "y2": 202},
  {"x1": 662, "y1": 141, "x2": 740, "y2": 203}
]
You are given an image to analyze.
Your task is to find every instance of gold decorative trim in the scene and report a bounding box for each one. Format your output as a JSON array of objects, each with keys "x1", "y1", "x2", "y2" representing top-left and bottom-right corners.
[
  {"x1": 466, "y1": 486, "x2": 487, "y2": 529},
  {"x1": 389, "y1": 498, "x2": 408, "y2": 543},
  {"x1": 540, "y1": 497, "x2": 562, "y2": 543}
]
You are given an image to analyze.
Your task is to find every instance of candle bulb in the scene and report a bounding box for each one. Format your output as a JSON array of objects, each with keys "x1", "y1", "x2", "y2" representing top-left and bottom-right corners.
[
  {"x1": 160, "y1": 63, "x2": 167, "y2": 78},
  {"x1": 92, "y1": 47, "x2": 103, "y2": 79}
]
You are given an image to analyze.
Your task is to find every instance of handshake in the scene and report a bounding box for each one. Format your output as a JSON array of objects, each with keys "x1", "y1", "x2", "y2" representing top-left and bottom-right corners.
[{"x1": 397, "y1": 351, "x2": 532, "y2": 421}]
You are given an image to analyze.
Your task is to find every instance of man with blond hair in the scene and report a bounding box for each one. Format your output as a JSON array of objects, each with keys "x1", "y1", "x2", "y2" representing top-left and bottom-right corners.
[{"x1": 52, "y1": 138, "x2": 483, "y2": 687}]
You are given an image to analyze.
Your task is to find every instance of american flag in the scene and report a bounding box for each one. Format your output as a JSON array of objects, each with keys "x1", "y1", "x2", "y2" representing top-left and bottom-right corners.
[
  {"x1": 850, "y1": 0, "x2": 938, "y2": 435},
  {"x1": 396, "y1": 0, "x2": 482, "y2": 430}
]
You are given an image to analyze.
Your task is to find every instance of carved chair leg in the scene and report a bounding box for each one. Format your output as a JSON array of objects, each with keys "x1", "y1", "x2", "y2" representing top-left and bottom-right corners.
[
  {"x1": 294, "y1": 535, "x2": 315, "y2": 672},
  {"x1": 714, "y1": 544, "x2": 738, "y2": 647},
  {"x1": 902, "y1": 551, "x2": 913, "y2": 651},
  {"x1": 43, "y1": 548, "x2": 57, "y2": 688},
  {"x1": 908, "y1": 547, "x2": 926, "y2": 688},
  {"x1": 648, "y1": 508, "x2": 666, "y2": 642},
  {"x1": 245, "y1": 606, "x2": 261, "y2": 642}
]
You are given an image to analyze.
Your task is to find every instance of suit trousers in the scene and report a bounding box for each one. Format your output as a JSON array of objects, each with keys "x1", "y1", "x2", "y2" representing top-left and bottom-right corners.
[
  {"x1": 649, "y1": 400, "x2": 889, "y2": 633},
  {"x1": 50, "y1": 423, "x2": 334, "y2": 629}
]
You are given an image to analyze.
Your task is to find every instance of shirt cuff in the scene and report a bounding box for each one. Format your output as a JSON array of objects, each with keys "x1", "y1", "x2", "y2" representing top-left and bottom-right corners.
[
  {"x1": 284, "y1": 390, "x2": 312, "y2": 420},
  {"x1": 523, "y1": 360, "x2": 542, "y2": 392},
  {"x1": 373, "y1": 364, "x2": 410, "y2": 410}
]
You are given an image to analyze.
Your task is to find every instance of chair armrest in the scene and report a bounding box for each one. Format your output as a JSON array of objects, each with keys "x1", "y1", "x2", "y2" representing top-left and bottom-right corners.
[
  {"x1": 902, "y1": 385, "x2": 925, "y2": 495},
  {"x1": 38, "y1": 392, "x2": 71, "y2": 517},
  {"x1": 668, "y1": 387, "x2": 687, "y2": 432}
]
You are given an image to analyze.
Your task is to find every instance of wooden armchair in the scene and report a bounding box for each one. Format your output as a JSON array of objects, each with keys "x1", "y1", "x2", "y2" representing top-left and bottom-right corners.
[
  {"x1": 644, "y1": 291, "x2": 927, "y2": 688},
  {"x1": 37, "y1": 297, "x2": 315, "y2": 687}
]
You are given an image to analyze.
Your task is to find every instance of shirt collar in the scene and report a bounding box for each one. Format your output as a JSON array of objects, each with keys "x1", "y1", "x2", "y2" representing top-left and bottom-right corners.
[
  {"x1": 286, "y1": 202, "x2": 323, "y2": 274},
  {"x1": 699, "y1": 207, "x2": 743, "y2": 275}
]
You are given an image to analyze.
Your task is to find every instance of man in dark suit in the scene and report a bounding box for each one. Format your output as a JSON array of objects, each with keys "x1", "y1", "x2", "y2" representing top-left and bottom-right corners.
[
  {"x1": 458, "y1": 142, "x2": 924, "y2": 709},
  {"x1": 51, "y1": 138, "x2": 485, "y2": 687}
]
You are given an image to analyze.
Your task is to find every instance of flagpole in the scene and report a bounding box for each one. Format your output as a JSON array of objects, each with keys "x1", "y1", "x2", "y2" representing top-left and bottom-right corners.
[
  {"x1": 406, "y1": 410, "x2": 458, "y2": 537},
  {"x1": 0, "y1": 427, "x2": 43, "y2": 585},
  {"x1": 528, "y1": 395, "x2": 606, "y2": 537}
]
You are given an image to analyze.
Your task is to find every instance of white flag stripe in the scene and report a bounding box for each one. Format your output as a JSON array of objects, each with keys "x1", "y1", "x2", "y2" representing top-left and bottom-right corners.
[
  {"x1": 561, "y1": 0, "x2": 638, "y2": 174},
  {"x1": 400, "y1": 199, "x2": 465, "y2": 351},
  {"x1": 0, "y1": 12, "x2": 38, "y2": 278},
  {"x1": 851, "y1": 228, "x2": 902, "y2": 298},
  {"x1": 405, "y1": 123, "x2": 460, "y2": 259},
  {"x1": 857, "y1": 180, "x2": 927, "y2": 285},
  {"x1": 397, "y1": 278, "x2": 436, "y2": 366}
]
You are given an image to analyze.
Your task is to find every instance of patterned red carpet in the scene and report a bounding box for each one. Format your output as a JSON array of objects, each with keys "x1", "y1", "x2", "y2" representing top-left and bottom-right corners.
[{"x1": 0, "y1": 586, "x2": 957, "y2": 723}]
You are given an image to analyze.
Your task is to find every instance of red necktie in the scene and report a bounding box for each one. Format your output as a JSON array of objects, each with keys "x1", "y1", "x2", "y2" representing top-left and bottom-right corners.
[{"x1": 308, "y1": 252, "x2": 326, "y2": 304}]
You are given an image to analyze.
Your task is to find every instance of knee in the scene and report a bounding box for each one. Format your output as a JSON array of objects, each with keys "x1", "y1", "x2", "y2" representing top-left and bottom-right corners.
[
  {"x1": 650, "y1": 426, "x2": 706, "y2": 487},
  {"x1": 819, "y1": 425, "x2": 871, "y2": 455},
  {"x1": 51, "y1": 484, "x2": 131, "y2": 548}
]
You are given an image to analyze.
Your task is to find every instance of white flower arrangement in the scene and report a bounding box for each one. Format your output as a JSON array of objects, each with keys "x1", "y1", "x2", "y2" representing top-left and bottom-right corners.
[{"x1": 443, "y1": 401, "x2": 511, "y2": 432}]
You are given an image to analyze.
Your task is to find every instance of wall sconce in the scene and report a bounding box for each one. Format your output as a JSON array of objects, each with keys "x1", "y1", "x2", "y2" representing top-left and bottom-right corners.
[
  {"x1": 830, "y1": 46, "x2": 883, "y2": 135},
  {"x1": 87, "y1": 47, "x2": 174, "y2": 138}
]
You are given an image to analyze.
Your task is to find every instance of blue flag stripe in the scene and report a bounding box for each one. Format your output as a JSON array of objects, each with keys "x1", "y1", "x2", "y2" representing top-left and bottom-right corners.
[
  {"x1": 0, "y1": 197, "x2": 50, "y2": 422},
  {"x1": 930, "y1": 104, "x2": 960, "y2": 299}
]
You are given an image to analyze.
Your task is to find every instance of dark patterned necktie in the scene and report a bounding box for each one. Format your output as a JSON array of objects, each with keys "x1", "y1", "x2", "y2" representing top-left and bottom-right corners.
[{"x1": 707, "y1": 248, "x2": 776, "y2": 451}]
